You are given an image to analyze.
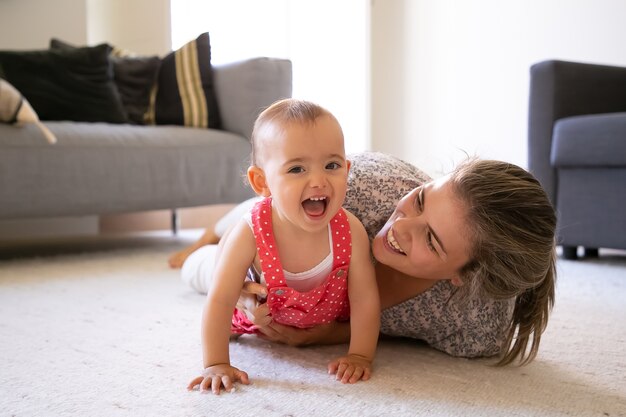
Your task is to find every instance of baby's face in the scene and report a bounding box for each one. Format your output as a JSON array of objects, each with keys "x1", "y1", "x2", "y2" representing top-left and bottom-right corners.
[{"x1": 257, "y1": 115, "x2": 349, "y2": 233}]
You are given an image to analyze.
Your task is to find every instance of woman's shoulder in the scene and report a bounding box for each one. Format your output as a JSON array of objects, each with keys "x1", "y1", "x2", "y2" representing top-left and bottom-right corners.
[{"x1": 348, "y1": 152, "x2": 431, "y2": 183}]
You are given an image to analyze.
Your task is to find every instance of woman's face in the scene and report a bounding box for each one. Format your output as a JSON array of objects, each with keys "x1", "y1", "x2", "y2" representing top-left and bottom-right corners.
[{"x1": 372, "y1": 175, "x2": 472, "y2": 284}]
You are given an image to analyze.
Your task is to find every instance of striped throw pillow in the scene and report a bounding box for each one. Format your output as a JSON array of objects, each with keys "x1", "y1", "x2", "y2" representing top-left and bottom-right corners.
[{"x1": 149, "y1": 32, "x2": 221, "y2": 129}]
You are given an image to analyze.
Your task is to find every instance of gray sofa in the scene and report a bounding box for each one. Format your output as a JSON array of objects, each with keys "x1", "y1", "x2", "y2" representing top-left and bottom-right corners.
[
  {"x1": 528, "y1": 59, "x2": 626, "y2": 259},
  {"x1": 0, "y1": 57, "x2": 292, "y2": 223}
]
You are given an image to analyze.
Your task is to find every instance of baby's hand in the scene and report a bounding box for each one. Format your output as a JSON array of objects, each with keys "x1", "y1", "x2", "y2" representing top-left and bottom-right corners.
[
  {"x1": 328, "y1": 354, "x2": 372, "y2": 384},
  {"x1": 187, "y1": 364, "x2": 250, "y2": 395}
]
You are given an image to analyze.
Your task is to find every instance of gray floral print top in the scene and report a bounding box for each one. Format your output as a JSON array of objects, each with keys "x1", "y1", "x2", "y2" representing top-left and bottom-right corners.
[{"x1": 345, "y1": 152, "x2": 513, "y2": 358}]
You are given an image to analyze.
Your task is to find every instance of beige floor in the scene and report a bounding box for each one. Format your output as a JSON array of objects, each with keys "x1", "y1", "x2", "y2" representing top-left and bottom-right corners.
[{"x1": 1, "y1": 241, "x2": 625, "y2": 416}]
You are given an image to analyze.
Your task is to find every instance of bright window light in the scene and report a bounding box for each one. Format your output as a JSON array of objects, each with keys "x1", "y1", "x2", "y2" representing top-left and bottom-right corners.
[{"x1": 171, "y1": 0, "x2": 371, "y2": 153}]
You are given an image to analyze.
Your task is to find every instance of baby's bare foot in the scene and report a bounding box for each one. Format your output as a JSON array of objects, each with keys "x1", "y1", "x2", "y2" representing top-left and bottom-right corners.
[
  {"x1": 168, "y1": 248, "x2": 195, "y2": 269},
  {"x1": 168, "y1": 230, "x2": 220, "y2": 269}
]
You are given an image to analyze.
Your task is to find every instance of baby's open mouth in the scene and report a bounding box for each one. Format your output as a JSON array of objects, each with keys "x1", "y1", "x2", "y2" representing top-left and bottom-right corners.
[
  {"x1": 302, "y1": 196, "x2": 327, "y2": 217},
  {"x1": 386, "y1": 228, "x2": 406, "y2": 255}
]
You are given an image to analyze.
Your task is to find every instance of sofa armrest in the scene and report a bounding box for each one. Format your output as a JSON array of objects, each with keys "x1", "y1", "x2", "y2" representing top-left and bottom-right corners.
[
  {"x1": 213, "y1": 57, "x2": 292, "y2": 140},
  {"x1": 528, "y1": 60, "x2": 626, "y2": 202}
]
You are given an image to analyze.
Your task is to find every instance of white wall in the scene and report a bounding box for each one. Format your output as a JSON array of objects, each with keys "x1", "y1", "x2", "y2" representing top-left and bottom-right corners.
[
  {"x1": 86, "y1": 0, "x2": 171, "y2": 55},
  {"x1": 0, "y1": 0, "x2": 87, "y2": 49},
  {"x1": 0, "y1": 0, "x2": 170, "y2": 54},
  {"x1": 372, "y1": 0, "x2": 626, "y2": 177}
]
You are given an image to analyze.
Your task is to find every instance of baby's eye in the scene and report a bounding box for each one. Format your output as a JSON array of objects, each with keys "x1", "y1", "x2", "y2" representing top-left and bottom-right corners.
[
  {"x1": 326, "y1": 162, "x2": 341, "y2": 170},
  {"x1": 287, "y1": 166, "x2": 304, "y2": 174}
]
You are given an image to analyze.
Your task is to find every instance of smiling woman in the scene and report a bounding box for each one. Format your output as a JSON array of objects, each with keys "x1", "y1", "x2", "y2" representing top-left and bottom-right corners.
[{"x1": 177, "y1": 151, "x2": 557, "y2": 368}]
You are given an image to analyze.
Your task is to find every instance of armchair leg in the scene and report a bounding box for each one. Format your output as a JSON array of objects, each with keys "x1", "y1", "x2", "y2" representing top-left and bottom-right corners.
[
  {"x1": 562, "y1": 246, "x2": 578, "y2": 260},
  {"x1": 583, "y1": 247, "x2": 599, "y2": 258}
]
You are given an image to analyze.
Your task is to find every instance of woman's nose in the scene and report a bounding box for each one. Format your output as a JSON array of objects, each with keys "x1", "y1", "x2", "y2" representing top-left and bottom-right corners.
[{"x1": 393, "y1": 214, "x2": 422, "y2": 236}]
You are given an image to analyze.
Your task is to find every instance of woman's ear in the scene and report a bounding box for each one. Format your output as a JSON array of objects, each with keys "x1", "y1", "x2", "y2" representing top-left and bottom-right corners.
[
  {"x1": 247, "y1": 166, "x2": 271, "y2": 196},
  {"x1": 450, "y1": 275, "x2": 464, "y2": 287}
]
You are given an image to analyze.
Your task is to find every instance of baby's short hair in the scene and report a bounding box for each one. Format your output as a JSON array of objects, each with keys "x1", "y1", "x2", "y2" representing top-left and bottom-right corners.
[{"x1": 250, "y1": 98, "x2": 335, "y2": 166}]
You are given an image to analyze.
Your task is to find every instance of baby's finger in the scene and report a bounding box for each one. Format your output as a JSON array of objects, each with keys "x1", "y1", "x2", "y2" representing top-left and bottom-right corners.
[
  {"x1": 200, "y1": 376, "x2": 212, "y2": 392},
  {"x1": 187, "y1": 376, "x2": 203, "y2": 391},
  {"x1": 235, "y1": 369, "x2": 250, "y2": 385},
  {"x1": 211, "y1": 376, "x2": 223, "y2": 395},
  {"x1": 334, "y1": 362, "x2": 349, "y2": 380},
  {"x1": 340, "y1": 365, "x2": 357, "y2": 384},
  {"x1": 348, "y1": 367, "x2": 365, "y2": 384},
  {"x1": 328, "y1": 360, "x2": 339, "y2": 375},
  {"x1": 187, "y1": 377, "x2": 199, "y2": 391},
  {"x1": 221, "y1": 375, "x2": 233, "y2": 393}
]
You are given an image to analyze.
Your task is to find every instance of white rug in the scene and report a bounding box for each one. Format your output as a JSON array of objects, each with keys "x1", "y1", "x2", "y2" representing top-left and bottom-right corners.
[{"x1": 1, "y1": 236, "x2": 625, "y2": 417}]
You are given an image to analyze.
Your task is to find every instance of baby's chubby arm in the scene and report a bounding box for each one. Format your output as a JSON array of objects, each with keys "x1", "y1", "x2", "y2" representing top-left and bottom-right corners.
[
  {"x1": 328, "y1": 211, "x2": 380, "y2": 384},
  {"x1": 188, "y1": 219, "x2": 257, "y2": 394}
]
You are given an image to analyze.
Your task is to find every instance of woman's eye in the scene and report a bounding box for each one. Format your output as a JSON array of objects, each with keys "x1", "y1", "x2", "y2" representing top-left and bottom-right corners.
[
  {"x1": 287, "y1": 166, "x2": 304, "y2": 174},
  {"x1": 414, "y1": 188, "x2": 424, "y2": 212},
  {"x1": 326, "y1": 162, "x2": 341, "y2": 170},
  {"x1": 426, "y1": 231, "x2": 437, "y2": 252}
]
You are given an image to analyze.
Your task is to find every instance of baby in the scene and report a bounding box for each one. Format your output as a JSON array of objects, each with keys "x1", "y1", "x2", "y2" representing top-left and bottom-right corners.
[{"x1": 187, "y1": 99, "x2": 380, "y2": 394}]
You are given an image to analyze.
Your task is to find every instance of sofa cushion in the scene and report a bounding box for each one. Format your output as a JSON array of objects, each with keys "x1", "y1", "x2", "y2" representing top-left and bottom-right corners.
[
  {"x1": 0, "y1": 44, "x2": 127, "y2": 123},
  {"x1": 0, "y1": 122, "x2": 254, "y2": 218},
  {"x1": 213, "y1": 58, "x2": 293, "y2": 139},
  {"x1": 552, "y1": 112, "x2": 626, "y2": 167},
  {"x1": 149, "y1": 32, "x2": 221, "y2": 129},
  {"x1": 50, "y1": 38, "x2": 161, "y2": 125}
]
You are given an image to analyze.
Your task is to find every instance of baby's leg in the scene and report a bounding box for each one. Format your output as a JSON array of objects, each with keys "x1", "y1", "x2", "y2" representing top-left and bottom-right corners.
[
  {"x1": 214, "y1": 196, "x2": 263, "y2": 238},
  {"x1": 180, "y1": 245, "x2": 220, "y2": 294},
  {"x1": 168, "y1": 197, "x2": 262, "y2": 269},
  {"x1": 168, "y1": 228, "x2": 219, "y2": 269}
]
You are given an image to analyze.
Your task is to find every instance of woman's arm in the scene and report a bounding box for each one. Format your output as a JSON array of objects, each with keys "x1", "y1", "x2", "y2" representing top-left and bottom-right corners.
[
  {"x1": 259, "y1": 318, "x2": 351, "y2": 346},
  {"x1": 237, "y1": 289, "x2": 351, "y2": 345}
]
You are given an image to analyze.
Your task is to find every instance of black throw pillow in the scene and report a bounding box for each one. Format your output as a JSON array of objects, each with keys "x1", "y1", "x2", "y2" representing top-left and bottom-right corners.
[
  {"x1": 50, "y1": 38, "x2": 161, "y2": 125},
  {"x1": 151, "y1": 32, "x2": 221, "y2": 129},
  {"x1": 0, "y1": 44, "x2": 127, "y2": 123}
]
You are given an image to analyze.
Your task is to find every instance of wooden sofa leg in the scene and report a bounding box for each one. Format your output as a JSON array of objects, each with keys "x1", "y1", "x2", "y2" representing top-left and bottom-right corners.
[
  {"x1": 562, "y1": 246, "x2": 578, "y2": 260},
  {"x1": 583, "y1": 247, "x2": 599, "y2": 258}
]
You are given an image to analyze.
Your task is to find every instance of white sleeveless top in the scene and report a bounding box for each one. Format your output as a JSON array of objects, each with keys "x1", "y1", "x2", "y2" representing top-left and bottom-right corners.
[{"x1": 244, "y1": 211, "x2": 333, "y2": 292}]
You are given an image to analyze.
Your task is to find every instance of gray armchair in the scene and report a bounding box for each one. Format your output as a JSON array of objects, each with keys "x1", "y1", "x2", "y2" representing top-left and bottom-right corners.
[{"x1": 528, "y1": 60, "x2": 626, "y2": 259}]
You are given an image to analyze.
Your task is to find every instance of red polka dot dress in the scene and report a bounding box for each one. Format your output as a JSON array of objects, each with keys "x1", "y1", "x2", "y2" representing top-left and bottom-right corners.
[{"x1": 231, "y1": 197, "x2": 351, "y2": 334}]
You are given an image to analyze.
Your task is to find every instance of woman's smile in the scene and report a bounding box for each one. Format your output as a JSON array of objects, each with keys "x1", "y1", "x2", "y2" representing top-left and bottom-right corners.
[{"x1": 385, "y1": 228, "x2": 406, "y2": 255}]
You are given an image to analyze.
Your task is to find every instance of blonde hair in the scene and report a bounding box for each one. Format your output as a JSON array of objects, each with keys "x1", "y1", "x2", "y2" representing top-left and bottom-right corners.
[
  {"x1": 450, "y1": 159, "x2": 557, "y2": 366},
  {"x1": 250, "y1": 98, "x2": 337, "y2": 166}
]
